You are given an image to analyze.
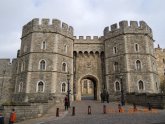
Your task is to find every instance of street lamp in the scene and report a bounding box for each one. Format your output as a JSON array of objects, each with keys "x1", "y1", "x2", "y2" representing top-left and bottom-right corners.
[
  {"x1": 67, "y1": 71, "x2": 71, "y2": 107},
  {"x1": 119, "y1": 75, "x2": 125, "y2": 106},
  {"x1": 115, "y1": 74, "x2": 125, "y2": 106}
]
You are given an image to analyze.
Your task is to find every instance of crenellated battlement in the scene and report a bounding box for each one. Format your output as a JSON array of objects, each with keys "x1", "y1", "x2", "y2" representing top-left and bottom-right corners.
[
  {"x1": 74, "y1": 36, "x2": 103, "y2": 44},
  {"x1": 0, "y1": 59, "x2": 11, "y2": 64},
  {"x1": 154, "y1": 44, "x2": 165, "y2": 53},
  {"x1": 104, "y1": 20, "x2": 153, "y2": 39},
  {"x1": 22, "y1": 18, "x2": 74, "y2": 38},
  {"x1": 74, "y1": 36, "x2": 99, "y2": 40},
  {"x1": 155, "y1": 48, "x2": 165, "y2": 53},
  {"x1": 0, "y1": 59, "x2": 12, "y2": 75}
]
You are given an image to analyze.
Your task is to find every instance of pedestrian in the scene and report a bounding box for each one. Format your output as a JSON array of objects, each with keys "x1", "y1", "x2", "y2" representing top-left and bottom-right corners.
[
  {"x1": 147, "y1": 103, "x2": 152, "y2": 111},
  {"x1": 100, "y1": 92, "x2": 103, "y2": 103},
  {"x1": 9, "y1": 109, "x2": 16, "y2": 124},
  {"x1": 133, "y1": 103, "x2": 137, "y2": 112},
  {"x1": 64, "y1": 95, "x2": 69, "y2": 110},
  {"x1": 0, "y1": 112, "x2": 4, "y2": 124},
  {"x1": 118, "y1": 104, "x2": 121, "y2": 112},
  {"x1": 102, "y1": 89, "x2": 107, "y2": 103},
  {"x1": 106, "y1": 91, "x2": 109, "y2": 103}
]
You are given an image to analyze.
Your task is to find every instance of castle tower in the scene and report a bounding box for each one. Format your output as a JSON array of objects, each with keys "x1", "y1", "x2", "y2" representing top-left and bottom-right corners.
[
  {"x1": 104, "y1": 21, "x2": 160, "y2": 100},
  {"x1": 14, "y1": 18, "x2": 74, "y2": 102}
]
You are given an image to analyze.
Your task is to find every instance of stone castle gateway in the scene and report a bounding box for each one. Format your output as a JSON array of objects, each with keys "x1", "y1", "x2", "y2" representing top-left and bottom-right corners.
[{"x1": 0, "y1": 18, "x2": 161, "y2": 104}]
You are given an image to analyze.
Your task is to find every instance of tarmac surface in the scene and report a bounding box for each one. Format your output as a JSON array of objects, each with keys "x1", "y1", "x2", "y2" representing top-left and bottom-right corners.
[{"x1": 15, "y1": 100, "x2": 165, "y2": 124}]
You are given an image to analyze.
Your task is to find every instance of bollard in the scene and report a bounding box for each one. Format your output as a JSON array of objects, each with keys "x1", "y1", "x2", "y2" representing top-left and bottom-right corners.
[
  {"x1": 72, "y1": 106, "x2": 75, "y2": 116},
  {"x1": 118, "y1": 104, "x2": 121, "y2": 112},
  {"x1": 103, "y1": 105, "x2": 106, "y2": 114},
  {"x1": 88, "y1": 106, "x2": 91, "y2": 115},
  {"x1": 56, "y1": 108, "x2": 59, "y2": 117},
  {"x1": 133, "y1": 103, "x2": 137, "y2": 112},
  {"x1": 147, "y1": 103, "x2": 152, "y2": 111}
]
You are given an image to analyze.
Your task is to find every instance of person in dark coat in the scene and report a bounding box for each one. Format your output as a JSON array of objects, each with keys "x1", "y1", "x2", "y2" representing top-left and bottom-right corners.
[
  {"x1": 100, "y1": 92, "x2": 103, "y2": 103},
  {"x1": 64, "y1": 95, "x2": 69, "y2": 110},
  {"x1": 106, "y1": 91, "x2": 109, "y2": 103},
  {"x1": 0, "y1": 112, "x2": 4, "y2": 124},
  {"x1": 147, "y1": 103, "x2": 152, "y2": 111}
]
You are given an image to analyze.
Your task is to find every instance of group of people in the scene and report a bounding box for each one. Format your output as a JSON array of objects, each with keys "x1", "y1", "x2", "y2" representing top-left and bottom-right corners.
[
  {"x1": 100, "y1": 90, "x2": 109, "y2": 103},
  {"x1": 0, "y1": 109, "x2": 16, "y2": 124}
]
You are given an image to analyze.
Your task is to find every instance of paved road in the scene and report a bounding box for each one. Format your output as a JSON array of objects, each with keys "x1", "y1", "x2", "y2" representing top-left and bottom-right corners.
[{"x1": 16, "y1": 100, "x2": 165, "y2": 124}]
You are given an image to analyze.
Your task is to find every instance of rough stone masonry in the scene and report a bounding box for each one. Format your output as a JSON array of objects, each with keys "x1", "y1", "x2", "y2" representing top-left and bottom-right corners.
[{"x1": 0, "y1": 18, "x2": 163, "y2": 104}]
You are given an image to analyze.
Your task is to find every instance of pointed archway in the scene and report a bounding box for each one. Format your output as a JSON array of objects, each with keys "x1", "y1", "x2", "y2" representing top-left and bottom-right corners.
[
  {"x1": 81, "y1": 79, "x2": 95, "y2": 100},
  {"x1": 76, "y1": 75, "x2": 99, "y2": 101}
]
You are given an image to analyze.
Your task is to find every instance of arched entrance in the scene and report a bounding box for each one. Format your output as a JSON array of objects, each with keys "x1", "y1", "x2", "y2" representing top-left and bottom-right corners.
[
  {"x1": 77, "y1": 75, "x2": 99, "y2": 100},
  {"x1": 81, "y1": 79, "x2": 95, "y2": 100}
]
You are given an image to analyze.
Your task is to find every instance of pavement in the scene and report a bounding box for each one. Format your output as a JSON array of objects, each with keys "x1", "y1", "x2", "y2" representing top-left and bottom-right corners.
[{"x1": 15, "y1": 100, "x2": 165, "y2": 124}]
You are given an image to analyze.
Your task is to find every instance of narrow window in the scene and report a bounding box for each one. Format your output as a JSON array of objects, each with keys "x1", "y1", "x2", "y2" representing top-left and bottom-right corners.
[
  {"x1": 18, "y1": 82, "x2": 23, "y2": 92},
  {"x1": 135, "y1": 44, "x2": 139, "y2": 52},
  {"x1": 37, "y1": 81, "x2": 44, "y2": 92},
  {"x1": 40, "y1": 60, "x2": 46, "y2": 70},
  {"x1": 64, "y1": 45, "x2": 68, "y2": 53},
  {"x1": 62, "y1": 62, "x2": 67, "y2": 72},
  {"x1": 114, "y1": 62, "x2": 119, "y2": 72},
  {"x1": 163, "y1": 59, "x2": 165, "y2": 64},
  {"x1": 156, "y1": 82, "x2": 158, "y2": 90},
  {"x1": 62, "y1": 83, "x2": 66, "y2": 92},
  {"x1": 153, "y1": 62, "x2": 156, "y2": 71},
  {"x1": 115, "y1": 82, "x2": 120, "y2": 91},
  {"x1": 138, "y1": 81, "x2": 144, "y2": 90},
  {"x1": 41, "y1": 41, "x2": 46, "y2": 50},
  {"x1": 113, "y1": 47, "x2": 117, "y2": 54},
  {"x1": 136, "y1": 60, "x2": 141, "y2": 70}
]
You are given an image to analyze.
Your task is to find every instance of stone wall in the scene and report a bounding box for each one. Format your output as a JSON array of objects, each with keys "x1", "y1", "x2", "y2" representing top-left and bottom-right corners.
[
  {"x1": 0, "y1": 99, "x2": 58, "y2": 123},
  {"x1": 155, "y1": 47, "x2": 165, "y2": 85},
  {"x1": 126, "y1": 93, "x2": 165, "y2": 109},
  {"x1": 0, "y1": 59, "x2": 13, "y2": 104}
]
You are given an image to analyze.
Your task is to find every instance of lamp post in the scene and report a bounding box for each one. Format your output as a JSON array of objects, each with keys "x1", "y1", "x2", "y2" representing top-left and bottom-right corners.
[
  {"x1": 119, "y1": 75, "x2": 125, "y2": 106},
  {"x1": 67, "y1": 71, "x2": 71, "y2": 107}
]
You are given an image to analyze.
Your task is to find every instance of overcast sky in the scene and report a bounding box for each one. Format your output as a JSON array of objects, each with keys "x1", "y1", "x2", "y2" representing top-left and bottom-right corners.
[{"x1": 0, "y1": 0, "x2": 165, "y2": 59}]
